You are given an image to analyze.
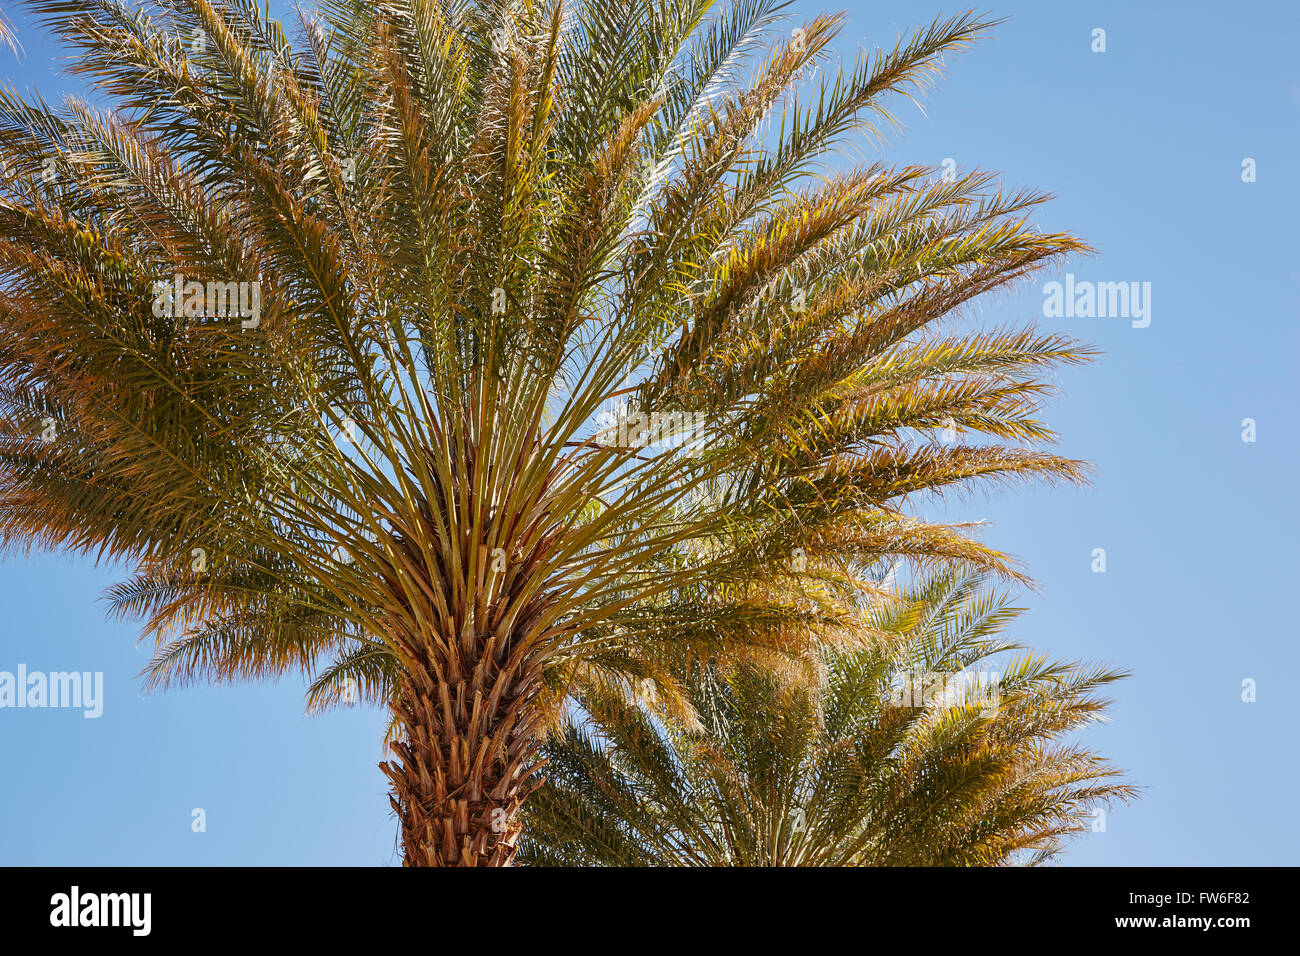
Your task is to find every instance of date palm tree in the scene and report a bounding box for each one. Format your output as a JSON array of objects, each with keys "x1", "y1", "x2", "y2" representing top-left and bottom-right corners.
[
  {"x1": 0, "y1": 0, "x2": 1092, "y2": 865},
  {"x1": 520, "y1": 568, "x2": 1134, "y2": 866}
]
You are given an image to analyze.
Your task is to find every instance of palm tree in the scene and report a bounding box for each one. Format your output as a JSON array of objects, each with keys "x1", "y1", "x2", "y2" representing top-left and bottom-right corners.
[
  {"x1": 520, "y1": 569, "x2": 1134, "y2": 866},
  {"x1": 0, "y1": 0, "x2": 1093, "y2": 865}
]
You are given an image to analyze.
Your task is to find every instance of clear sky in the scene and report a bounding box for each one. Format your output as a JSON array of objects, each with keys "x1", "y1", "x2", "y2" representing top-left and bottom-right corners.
[{"x1": 1, "y1": 0, "x2": 1296, "y2": 866}]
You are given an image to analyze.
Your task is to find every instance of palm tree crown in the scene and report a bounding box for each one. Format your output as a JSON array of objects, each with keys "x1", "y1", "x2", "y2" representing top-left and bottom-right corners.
[
  {"x1": 1, "y1": 0, "x2": 1092, "y2": 864},
  {"x1": 521, "y1": 569, "x2": 1134, "y2": 866}
]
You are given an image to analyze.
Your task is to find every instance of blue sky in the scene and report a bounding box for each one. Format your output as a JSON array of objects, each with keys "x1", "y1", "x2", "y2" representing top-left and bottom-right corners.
[{"x1": 1, "y1": 0, "x2": 1296, "y2": 865}]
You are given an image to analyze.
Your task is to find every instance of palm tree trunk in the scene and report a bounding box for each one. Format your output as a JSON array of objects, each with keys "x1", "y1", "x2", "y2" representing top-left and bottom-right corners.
[{"x1": 380, "y1": 637, "x2": 546, "y2": 866}]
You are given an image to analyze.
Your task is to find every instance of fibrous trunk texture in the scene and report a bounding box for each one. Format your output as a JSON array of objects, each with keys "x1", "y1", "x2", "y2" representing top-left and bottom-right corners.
[
  {"x1": 377, "y1": 447, "x2": 564, "y2": 866},
  {"x1": 380, "y1": 632, "x2": 547, "y2": 866}
]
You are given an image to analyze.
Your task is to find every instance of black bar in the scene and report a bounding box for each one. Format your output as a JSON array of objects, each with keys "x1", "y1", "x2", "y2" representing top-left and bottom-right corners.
[{"x1": 0, "y1": 866, "x2": 1277, "y2": 942}]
